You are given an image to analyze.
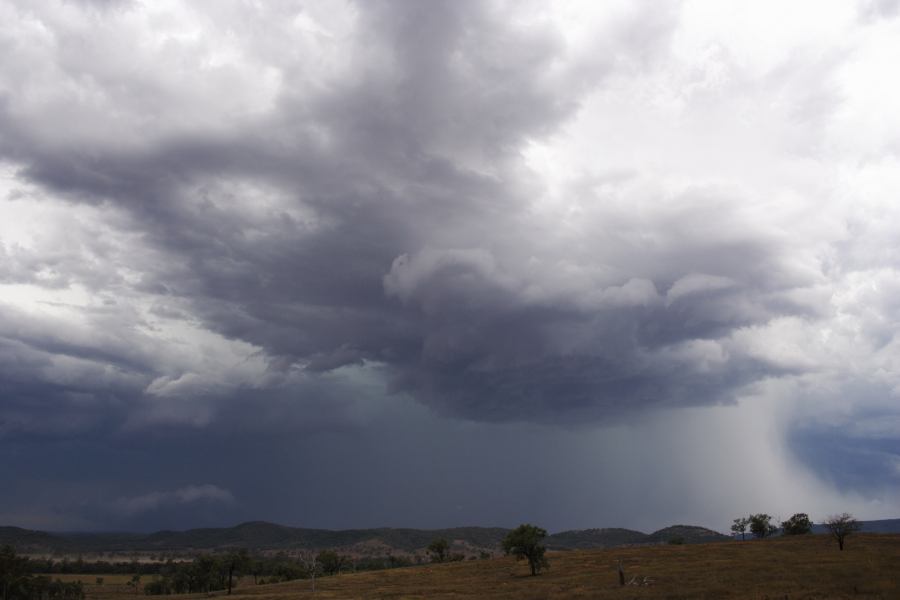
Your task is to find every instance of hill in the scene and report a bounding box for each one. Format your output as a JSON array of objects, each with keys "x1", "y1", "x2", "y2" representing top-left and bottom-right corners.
[
  {"x1": 0, "y1": 526, "x2": 72, "y2": 553},
  {"x1": 0, "y1": 522, "x2": 512, "y2": 556},
  {"x1": 810, "y1": 517, "x2": 900, "y2": 535},
  {"x1": 7, "y1": 518, "x2": 896, "y2": 557},
  {"x1": 858, "y1": 518, "x2": 900, "y2": 533},
  {"x1": 645, "y1": 524, "x2": 731, "y2": 544},
  {"x1": 545, "y1": 525, "x2": 729, "y2": 549},
  {"x1": 546, "y1": 528, "x2": 648, "y2": 549}
]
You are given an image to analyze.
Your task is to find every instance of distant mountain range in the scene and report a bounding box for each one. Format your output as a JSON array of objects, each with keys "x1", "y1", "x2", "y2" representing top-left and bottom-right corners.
[
  {"x1": 1, "y1": 521, "x2": 727, "y2": 556},
  {"x1": 2, "y1": 519, "x2": 897, "y2": 557},
  {"x1": 810, "y1": 518, "x2": 900, "y2": 535}
]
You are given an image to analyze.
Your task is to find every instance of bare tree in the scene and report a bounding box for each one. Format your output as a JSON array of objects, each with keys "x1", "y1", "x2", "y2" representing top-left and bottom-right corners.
[
  {"x1": 824, "y1": 513, "x2": 861, "y2": 551},
  {"x1": 301, "y1": 553, "x2": 321, "y2": 593}
]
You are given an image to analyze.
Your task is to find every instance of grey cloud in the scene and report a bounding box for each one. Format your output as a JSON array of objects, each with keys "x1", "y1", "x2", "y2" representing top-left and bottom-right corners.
[
  {"x1": 859, "y1": 0, "x2": 900, "y2": 20},
  {"x1": 789, "y1": 423, "x2": 900, "y2": 492},
  {"x1": 2, "y1": 0, "x2": 900, "y2": 534},
  {"x1": 110, "y1": 484, "x2": 236, "y2": 517},
  {"x1": 0, "y1": 0, "x2": 839, "y2": 432}
]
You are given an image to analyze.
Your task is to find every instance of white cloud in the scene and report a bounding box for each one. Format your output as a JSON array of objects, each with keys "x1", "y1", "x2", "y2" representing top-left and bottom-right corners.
[{"x1": 111, "y1": 484, "x2": 236, "y2": 517}]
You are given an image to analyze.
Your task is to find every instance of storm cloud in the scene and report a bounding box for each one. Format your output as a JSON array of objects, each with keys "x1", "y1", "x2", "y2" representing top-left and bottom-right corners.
[{"x1": 2, "y1": 0, "x2": 900, "y2": 531}]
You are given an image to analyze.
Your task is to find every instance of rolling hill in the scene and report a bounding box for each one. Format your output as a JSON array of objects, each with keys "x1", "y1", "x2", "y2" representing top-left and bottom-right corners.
[
  {"x1": 546, "y1": 527, "x2": 653, "y2": 549},
  {"x1": 0, "y1": 521, "x2": 726, "y2": 556},
  {"x1": 5, "y1": 518, "x2": 899, "y2": 556},
  {"x1": 0, "y1": 526, "x2": 72, "y2": 553}
]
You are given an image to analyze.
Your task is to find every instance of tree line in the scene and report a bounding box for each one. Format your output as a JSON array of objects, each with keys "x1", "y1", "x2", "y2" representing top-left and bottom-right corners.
[
  {"x1": 731, "y1": 512, "x2": 862, "y2": 550},
  {"x1": 28, "y1": 558, "x2": 164, "y2": 576},
  {"x1": 141, "y1": 548, "x2": 427, "y2": 595},
  {"x1": 0, "y1": 546, "x2": 84, "y2": 600},
  {"x1": 0, "y1": 545, "x2": 430, "y2": 599}
]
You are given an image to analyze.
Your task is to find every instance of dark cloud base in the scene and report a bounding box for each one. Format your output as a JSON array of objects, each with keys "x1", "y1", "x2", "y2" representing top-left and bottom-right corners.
[{"x1": 1, "y1": 0, "x2": 900, "y2": 530}]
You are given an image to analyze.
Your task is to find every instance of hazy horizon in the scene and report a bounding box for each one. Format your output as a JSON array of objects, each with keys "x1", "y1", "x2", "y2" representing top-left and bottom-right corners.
[
  {"x1": 2, "y1": 0, "x2": 900, "y2": 534},
  {"x1": 16, "y1": 516, "x2": 900, "y2": 538}
]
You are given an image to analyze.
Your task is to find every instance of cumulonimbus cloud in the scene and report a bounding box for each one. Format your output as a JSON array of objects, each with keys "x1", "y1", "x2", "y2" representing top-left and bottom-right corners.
[{"x1": 0, "y1": 0, "x2": 899, "y2": 436}]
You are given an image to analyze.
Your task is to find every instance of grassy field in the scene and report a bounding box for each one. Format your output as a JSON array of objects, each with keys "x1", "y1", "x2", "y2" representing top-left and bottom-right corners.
[{"x1": 70, "y1": 534, "x2": 899, "y2": 600}]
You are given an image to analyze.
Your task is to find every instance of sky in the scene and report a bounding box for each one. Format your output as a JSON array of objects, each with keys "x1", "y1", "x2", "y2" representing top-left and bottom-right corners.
[{"x1": 1, "y1": 0, "x2": 900, "y2": 534}]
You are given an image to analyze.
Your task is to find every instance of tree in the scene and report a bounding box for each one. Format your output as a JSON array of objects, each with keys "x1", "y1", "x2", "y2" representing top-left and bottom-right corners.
[
  {"x1": 824, "y1": 513, "x2": 861, "y2": 551},
  {"x1": 427, "y1": 538, "x2": 449, "y2": 563},
  {"x1": 781, "y1": 513, "x2": 812, "y2": 535},
  {"x1": 0, "y1": 545, "x2": 30, "y2": 600},
  {"x1": 224, "y1": 549, "x2": 251, "y2": 595},
  {"x1": 502, "y1": 524, "x2": 549, "y2": 576},
  {"x1": 316, "y1": 550, "x2": 349, "y2": 576},
  {"x1": 302, "y1": 553, "x2": 321, "y2": 594},
  {"x1": 731, "y1": 517, "x2": 750, "y2": 541},
  {"x1": 190, "y1": 555, "x2": 224, "y2": 593},
  {"x1": 749, "y1": 514, "x2": 778, "y2": 538}
]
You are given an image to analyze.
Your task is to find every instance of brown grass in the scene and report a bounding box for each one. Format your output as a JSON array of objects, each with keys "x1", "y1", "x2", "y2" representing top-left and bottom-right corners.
[{"x1": 77, "y1": 534, "x2": 900, "y2": 600}]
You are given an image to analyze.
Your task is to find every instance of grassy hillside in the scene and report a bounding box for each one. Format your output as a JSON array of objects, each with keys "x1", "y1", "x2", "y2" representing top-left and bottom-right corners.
[{"x1": 67, "y1": 534, "x2": 899, "y2": 600}]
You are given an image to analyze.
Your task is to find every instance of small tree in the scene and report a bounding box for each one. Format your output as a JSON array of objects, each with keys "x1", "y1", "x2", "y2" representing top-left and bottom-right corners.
[
  {"x1": 749, "y1": 514, "x2": 777, "y2": 538},
  {"x1": 127, "y1": 575, "x2": 141, "y2": 595},
  {"x1": 731, "y1": 517, "x2": 750, "y2": 541},
  {"x1": 302, "y1": 554, "x2": 321, "y2": 593},
  {"x1": 781, "y1": 513, "x2": 812, "y2": 535},
  {"x1": 427, "y1": 538, "x2": 449, "y2": 563},
  {"x1": 824, "y1": 513, "x2": 861, "y2": 551},
  {"x1": 316, "y1": 550, "x2": 349, "y2": 576},
  {"x1": 502, "y1": 524, "x2": 549, "y2": 576}
]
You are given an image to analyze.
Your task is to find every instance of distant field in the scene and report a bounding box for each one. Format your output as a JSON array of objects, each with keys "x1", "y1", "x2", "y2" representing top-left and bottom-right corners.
[
  {"x1": 63, "y1": 533, "x2": 900, "y2": 600},
  {"x1": 52, "y1": 574, "x2": 148, "y2": 585},
  {"x1": 46, "y1": 573, "x2": 158, "y2": 600}
]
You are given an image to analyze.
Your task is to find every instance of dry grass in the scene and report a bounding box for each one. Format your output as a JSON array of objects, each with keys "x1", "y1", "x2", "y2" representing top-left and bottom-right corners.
[{"x1": 77, "y1": 534, "x2": 900, "y2": 600}]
